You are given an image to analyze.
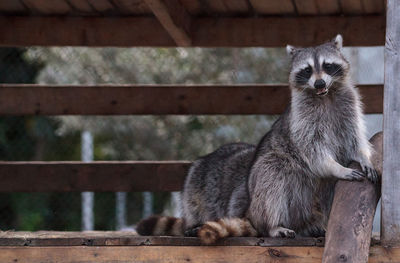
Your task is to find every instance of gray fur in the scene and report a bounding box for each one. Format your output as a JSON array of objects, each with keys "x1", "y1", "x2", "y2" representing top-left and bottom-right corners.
[{"x1": 181, "y1": 35, "x2": 376, "y2": 237}]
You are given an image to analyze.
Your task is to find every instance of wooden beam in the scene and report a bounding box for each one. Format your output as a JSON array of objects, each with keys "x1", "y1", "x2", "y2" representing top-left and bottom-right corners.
[
  {"x1": 0, "y1": 16, "x2": 175, "y2": 47},
  {"x1": 0, "y1": 15, "x2": 385, "y2": 47},
  {"x1": 0, "y1": 232, "x2": 323, "y2": 247},
  {"x1": 382, "y1": 0, "x2": 400, "y2": 246},
  {"x1": 0, "y1": 245, "x2": 399, "y2": 262},
  {"x1": 144, "y1": 0, "x2": 192, "y2": 46},
  {"x1": 322, "y1": 132, "x2": 382, "y2": 263},
  {"x1": 192, "y1": 15, "x2": 385, "y2": 47},
  {"x1": 0, "y1": 84, "x2": 383, "y2": 115},
  {"x1": 0, "y1": 161, "x2": 190, "y2": 192}
]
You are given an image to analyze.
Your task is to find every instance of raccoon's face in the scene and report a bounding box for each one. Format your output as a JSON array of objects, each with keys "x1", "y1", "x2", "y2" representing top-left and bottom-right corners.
[{"x1": 287, "y1": 35, "x2": 350, "y2": 96}]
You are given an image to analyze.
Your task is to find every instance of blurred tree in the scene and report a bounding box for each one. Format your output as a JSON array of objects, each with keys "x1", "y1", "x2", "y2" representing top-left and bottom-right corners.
[{"x1": 0, "y1": 48, "x2": 82, "y2": 231}]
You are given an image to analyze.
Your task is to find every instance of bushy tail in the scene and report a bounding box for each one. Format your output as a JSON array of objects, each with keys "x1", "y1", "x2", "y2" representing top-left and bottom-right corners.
[
  {"x1": 136, "y1": 215, "x2": 184, "y2": 236},
  {"x1": 198, "y1": 218, "x2": 257, "y2": 244}
]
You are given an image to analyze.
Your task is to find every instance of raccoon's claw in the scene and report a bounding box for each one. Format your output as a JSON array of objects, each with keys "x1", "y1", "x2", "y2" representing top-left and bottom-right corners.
[
  {"x1": 363, "y1": 166, "x2": 379, "y2": 184},
  {"x1": 345, "y1": 170, "x2": 365, "y2": 181},
  {"x1": 269, "y1": 227, "x2": 296, "y2": 238},
  {"x1": 280, "y1": 229, "x2": 296, "y2": 238}
]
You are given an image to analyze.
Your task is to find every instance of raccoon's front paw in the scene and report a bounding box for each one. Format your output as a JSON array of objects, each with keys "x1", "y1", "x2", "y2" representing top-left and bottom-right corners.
[
  {"x1": 343, "y1": 169, "x2": 366, "y2": 181},
  {"x1": 361, "y1": 165, "x2": 379, "y2": 184},
  {"x1": 269, "y1": 227, "x2": 296, "y2": 238}
]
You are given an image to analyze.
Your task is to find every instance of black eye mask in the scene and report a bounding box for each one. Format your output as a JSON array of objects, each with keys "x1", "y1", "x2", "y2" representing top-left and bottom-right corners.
[
  {"x1": 323, "y1": 63, "x2": 343, "y2": 77},
  {"x1": 295, "y1": 66, "x2": 313, "y2": 85}
]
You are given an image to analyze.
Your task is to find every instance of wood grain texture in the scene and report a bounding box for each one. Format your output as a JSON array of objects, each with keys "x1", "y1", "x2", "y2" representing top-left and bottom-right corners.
[
  {"x1": 0, "y1": 84, "x2": 383, "y2": 115},
  {"x1": 0, "y1": 232, "x2": 324, "y2": 247},
  {"x1": 294, "y1": 0, "x2": 318, "y2": 15},
  {"x1": 362, "y1": 0, "x2": 385, "y2": 13},
  {"x1": 315, "y1": 0, "x2": 340, "y2": 14},
  {"x1": 249, "y1": 0, "x2": 295, "y2": 14},
  {"x1": 87, "y1": 0, "x2": 115, "y2": 13},
  {"x1": 0, "y1": 16, "x2": 175, "y2": 47},
  {"x1": 192, "y1": 16, "x2": 385, "y2": 47},
  {"x1": 0, "y1": 161, "x2": 190, "y2": 192},
  {"x1": 382, "y1": 0, "x2": 400, "y2": 246},
  {"x1": 322, "y1": 132, "x2": 382, "y2": 263},
  {"x1": 0, "y1": 15, "x2": 384, "y2": 47},
  {"x1": 68, "y1": 0, "x2": 94, "y2": 14},
  {"x1": 0, "y1": 245, "x2": 399, "y2": 262},
  {"x1": 144, "y1": 0, "x2": 192, "y2": 46},
  {"x1": 340, "y1": 0, "x2": 364, "y2": 14},
  {"x1": 0, "y1": 1, "x2": 27, "y2": 14},
  {"x1": 113, "y1": 0, "x2": 152, "y2": 15},
  {"x1": 21, "y1": 0, "x2": 71, "y2": 14}
]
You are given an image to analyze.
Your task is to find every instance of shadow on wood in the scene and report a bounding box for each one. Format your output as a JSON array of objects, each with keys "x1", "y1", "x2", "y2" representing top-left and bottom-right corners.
[{"x1": 322, "y1": 132, "x2": 382, "y2": 263}]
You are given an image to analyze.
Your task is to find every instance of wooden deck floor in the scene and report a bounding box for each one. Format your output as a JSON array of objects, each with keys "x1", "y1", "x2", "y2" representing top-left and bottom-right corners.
[{"x1": 0, "y1": 231, "x2": 397, "y2": 262}]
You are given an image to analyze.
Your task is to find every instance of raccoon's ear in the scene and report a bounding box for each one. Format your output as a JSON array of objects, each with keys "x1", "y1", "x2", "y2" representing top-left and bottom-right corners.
[
  {"x1": 333, "y1": 34, "x2": 343, "y2": 50},
  {"x1": 286, "y1": 45, "x2": 297, "y2": 57}
]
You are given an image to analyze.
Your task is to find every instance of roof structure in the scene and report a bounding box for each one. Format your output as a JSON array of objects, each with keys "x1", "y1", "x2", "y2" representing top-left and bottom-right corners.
[{"x1": 0, "y1": 0, "x2": 386, "y2": 47}]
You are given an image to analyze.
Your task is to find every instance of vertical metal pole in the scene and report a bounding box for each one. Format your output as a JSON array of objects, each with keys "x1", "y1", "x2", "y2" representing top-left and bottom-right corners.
[
  {"x1": 142, "y1": 192, "x2": 153, "y2": 219},
  {"x1": 81, "y1": 130, "x2": 94, "y2": 231},
  {"x1": 116, "y1": 192, "x2": 127, "y2": 230}
]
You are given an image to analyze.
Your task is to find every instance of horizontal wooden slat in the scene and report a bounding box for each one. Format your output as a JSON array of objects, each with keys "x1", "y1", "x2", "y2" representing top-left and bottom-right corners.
[
  {"x1": 0, "y1": 232, "x2": 324, "y2": 247},
  {"x1": 0, "y1": 161, "x2": 190, "y2": 192},
  {"x1": 0, "y1": 84, "x2": 383, "y2": 115},
  {"x1": 0, "y1": 15, "x2": 385, "y2": 46},
  {"x1": 0, "y1": 245, "x2": 398, "y2": 262}
]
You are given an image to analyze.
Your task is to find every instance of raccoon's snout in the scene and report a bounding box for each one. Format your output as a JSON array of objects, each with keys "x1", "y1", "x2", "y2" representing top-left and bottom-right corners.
[{"x1": 314, "y1": 79, "x2": 326, "y2": 89}]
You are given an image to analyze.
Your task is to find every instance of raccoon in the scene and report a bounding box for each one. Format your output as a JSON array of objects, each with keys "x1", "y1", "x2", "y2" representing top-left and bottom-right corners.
[{"x1": 136, "y1": 35, "x2": 378, "y2": 243}]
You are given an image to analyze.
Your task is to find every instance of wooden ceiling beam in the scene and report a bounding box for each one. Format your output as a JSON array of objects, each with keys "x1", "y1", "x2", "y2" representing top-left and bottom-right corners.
[
  {"x1": 144, "y1": 0, "x2": 192, "y2": 46},
  {"x1": 0, "y1": 15, "x2": 384, "y2": 47}
]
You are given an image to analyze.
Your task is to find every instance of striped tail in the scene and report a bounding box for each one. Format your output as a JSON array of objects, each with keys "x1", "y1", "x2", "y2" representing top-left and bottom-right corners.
[
  {"x1": 198, "y1": 218, "x2": 258, "y2": 244},
  {"x1": 136, "y1": 215, "x2": 184, "y2": 236}
]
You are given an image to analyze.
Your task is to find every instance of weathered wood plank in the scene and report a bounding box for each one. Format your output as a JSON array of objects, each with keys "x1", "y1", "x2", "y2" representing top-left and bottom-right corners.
[
  {"x1": 294, "y1": 0, "x2": 318, "y2": 15},
  {"x1": 340, "y1": 0, "x2": 364, "y2": 14},
  {"x1": 382, "y1": 0, "x2": 400, "y2": 246},
  {"x1": 144, "y1": 0, "x2": 192, "y2": 46},
  {"x1": 113, "y1": 0, "x2": 152, "y2": 15},
  {"x1": 0, "y1": 246, "x2": 399, "y2": 262},
  {"x1": 249, "y1": 0, "x2": 295, "y2": 14},
  {"x1": 322, "y1": 132, "x2": 382, "y2": 263},
  {"x1": 0, "y1": 246, "x2": 325, "y2": 262},
  {"x1": 0, "y1": 161, "x2": 190, "y2": 192},
  {"x1": 315, "y1": 0, "x2": 340, "y2": 14},
  {"x1": 21, "y1": 0, "x2": 71, "y2": 15},
  {"x1": 0, "y1": 15, "x2": 385, "y2": 47},
  {"x1": 87, "y1": 0, "x2": 115, "y2": 13},
  {"x1": 0, "y1": 1, "x2": 27, "y2": 14},
  {"x1": 68, "y1": 0, "x2": 94, "y2": 14},
  {"x1": 0, "y1": 232, "x2": 323, "y2": 247},
  {"x1": 0, "y1": 16, "x2": 175, "y2": 47},
  {"x1": 192, "y1": 16, "x2": 385, "y2": 47},
  {"x1": 0, "y1": 84, "x2": 383, "y2": 115},
  {"x1": 362, "y1": 0, "x2": 385, "y2": 14}
]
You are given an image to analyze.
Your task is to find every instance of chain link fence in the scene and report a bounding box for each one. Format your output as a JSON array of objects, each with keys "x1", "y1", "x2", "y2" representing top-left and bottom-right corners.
[{"x1": 0, "y1": 46, "x2": 383, "y2": 232}]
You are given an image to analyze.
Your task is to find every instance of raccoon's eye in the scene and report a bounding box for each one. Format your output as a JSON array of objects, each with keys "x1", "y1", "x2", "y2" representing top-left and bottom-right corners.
[
  {"x1": 323, "y1": 62, "x2": 342, "y2": 76},
  {"x1": 304, "y1": 66, "x2": 312, "y2": 74},
  {"x1": 324, "y1": 63, "x2": 332, "y2": 69}
]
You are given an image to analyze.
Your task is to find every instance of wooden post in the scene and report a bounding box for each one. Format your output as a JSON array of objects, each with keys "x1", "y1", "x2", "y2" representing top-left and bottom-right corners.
[
  {"x1": 322, "y1": 132, "x2": 382, "y2": 263},
  {"x1": 382, "y1": 0, "x2": 400, "y2": 246}
]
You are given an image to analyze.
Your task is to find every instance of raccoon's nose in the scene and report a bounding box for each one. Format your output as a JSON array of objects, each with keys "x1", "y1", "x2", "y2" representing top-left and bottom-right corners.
[{"x1": 314, "y1": 79, "x2": 326, "y2": 89}]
